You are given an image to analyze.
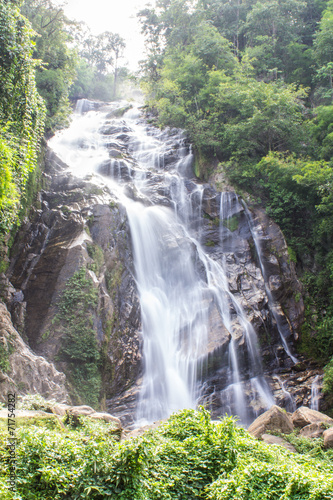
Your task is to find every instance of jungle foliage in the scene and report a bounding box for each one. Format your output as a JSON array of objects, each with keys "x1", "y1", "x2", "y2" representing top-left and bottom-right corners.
[
  {"x1": 138, "y1": 0, "x2": 333, "y2": 398},
  {"x1": 0, "y1": 0, "x2": 45, "y2": 263},
  {"x1": 20, "y1": 0, "x2": 77, "y2": 133},
  {"x1": 0, "y1": 407, "x2": 332, "y2": 499}
]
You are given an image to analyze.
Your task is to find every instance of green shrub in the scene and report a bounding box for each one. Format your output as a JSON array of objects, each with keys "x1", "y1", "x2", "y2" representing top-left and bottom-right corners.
[
  {"x1": 0, "y1": 407, "x2": 332, "y2": 499},
  {"x1": 323, "y1": 357, "x2": 333, "y2": 395}
]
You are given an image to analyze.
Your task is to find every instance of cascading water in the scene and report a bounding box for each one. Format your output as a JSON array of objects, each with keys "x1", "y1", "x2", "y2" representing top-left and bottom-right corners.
[
  {"x1": 243, "y1": 203, "x2": 298, "y2": 364},
  {"x1": 310, "y1": 375, "x2": 320, "y2": 411},
  {"x1": 49, "y1": 100, "x2": 277, "y2": 425},
  {"x1": 274, "y1": 375, "x2": 296, "y2": 412}
]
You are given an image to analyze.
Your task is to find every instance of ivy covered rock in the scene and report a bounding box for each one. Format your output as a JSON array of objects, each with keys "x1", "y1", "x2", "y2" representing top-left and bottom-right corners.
[{"x1": 0, "y1": 0, "x2": 45, "y2": 257}]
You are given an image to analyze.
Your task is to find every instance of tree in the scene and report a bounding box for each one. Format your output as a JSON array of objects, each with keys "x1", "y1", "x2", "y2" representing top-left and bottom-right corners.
[
  {"x1": 243, "y1": 0, "x2": 307, "y2": 80},
  {"x1": 314, "y1": 0, "x2": 333, "y2": 102},
  {"x1": 21, "y1": 0, "x2": 77, "y2": 131},
  {"x1": 79, "y1": 30, "x2": 125, "y2": 99},
  {"x1": 199, "y1": 0, "x2": 251, "y2": 54}
]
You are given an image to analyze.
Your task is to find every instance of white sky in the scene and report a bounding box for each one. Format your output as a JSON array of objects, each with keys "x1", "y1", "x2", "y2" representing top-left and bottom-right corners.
[{"x1": 58, "y1": 0, "x2": 156, "y2": 70}]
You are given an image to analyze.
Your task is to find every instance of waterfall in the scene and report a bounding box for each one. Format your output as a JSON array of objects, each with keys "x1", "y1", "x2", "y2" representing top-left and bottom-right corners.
[
  {"x1": 310, "y1": 375, "x2": 320, "y2": 411},
  {"x1": 274, "y1": 375, "x2": 296, "y2": 412},
  {"x1": 243, "y1": 203, "x2": 298, "y2": 364},
  {"x1": 127, "y1": 202, "x2": 209, "y2": 423},
  {"x1": 49, "y1": 100, "x2": 277, "y2": 425},
  {"x1": 75, "y1": 98, "x2": 96, "y2": 114}
]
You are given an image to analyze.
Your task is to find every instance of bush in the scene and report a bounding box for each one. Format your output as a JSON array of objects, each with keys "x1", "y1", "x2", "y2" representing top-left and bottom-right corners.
[{"x1": 0, "y1": 407, "x2": 332, "y2": 499}]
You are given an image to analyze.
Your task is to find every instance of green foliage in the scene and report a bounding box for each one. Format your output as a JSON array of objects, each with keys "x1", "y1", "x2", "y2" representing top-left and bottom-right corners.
[
  {"x1": 21, "y1": 0, "x2": 76, "y2": 132},
  {"x1": 86, "y1": 242, "x2": 104, "y2": 277},
  {"x1": 0, "y1": 343, "x2": 10, "y2": 373},
  {"x1": 223, "y1": 215, "x2": 239, "y2": 232},
  {"x1": 0, "y1": 0, "x2": 45, "y2": 256},
  {"x1": 105, "y1": 259, "x2": 123, "y2": 299},
  {"x1": 0, "y1": 407, "x2": 332, "y2": 499},
  {"x1": 18, "y1": 394, "x2": 57, "y2": 411},
  {"x1": 282, "y1": 429, "x2": 333, "y2": 463},
  {"x1": 140, "y1": 3, "x2": 308, "y2": 160},
  {"x1": 323, "y1": 357, "x2": 333, "y2": 394},
  {"x1": 0, "y1": 331, "x2": 15, "y2": 373}
]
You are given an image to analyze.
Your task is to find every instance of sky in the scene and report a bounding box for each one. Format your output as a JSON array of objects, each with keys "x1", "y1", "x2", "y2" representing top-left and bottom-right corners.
[{"x1": 57, "y1": 0, "x2": 156, "y2": 70}]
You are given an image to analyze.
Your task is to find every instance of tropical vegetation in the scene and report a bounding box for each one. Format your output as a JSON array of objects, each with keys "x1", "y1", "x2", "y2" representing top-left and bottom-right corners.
[{"x1": 1, "y1": 406, "x2": 333, "y2": 499}]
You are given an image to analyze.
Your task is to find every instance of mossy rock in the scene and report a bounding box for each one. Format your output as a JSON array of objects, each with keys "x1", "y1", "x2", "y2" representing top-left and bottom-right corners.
[
  {"x1": 106, "y1": 104, "x2": 133, "y2": 119},
  {"x1": 0, "y1": 410, "x2": 62, "y2": 431}
]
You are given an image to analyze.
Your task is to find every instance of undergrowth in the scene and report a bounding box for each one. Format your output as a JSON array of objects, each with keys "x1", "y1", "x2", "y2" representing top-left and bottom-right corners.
[{"x1": 0, "y1": 407, "x2": 332, "y2": 499}]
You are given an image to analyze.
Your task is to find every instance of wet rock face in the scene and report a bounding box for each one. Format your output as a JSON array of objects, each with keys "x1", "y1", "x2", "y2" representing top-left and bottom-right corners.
[
  {"x1": 6, "y1": 146, "x2": 142, "y2": 405},
  {"x1": 250, "y1": 207, "x2": 304, "y2": 337},
  {"x1": 195, "y1": 191, "x2": 307, "y2": 419}
]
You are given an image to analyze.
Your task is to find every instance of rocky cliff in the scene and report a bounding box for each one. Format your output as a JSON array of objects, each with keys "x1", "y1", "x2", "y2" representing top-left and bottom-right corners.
[
  {"x1": 3, "y1": 143, "x2": 142, "y2": 408},
  {"x1": 0, "y1": 101, "x2": 325, "y2": 425},
  {"x1": 0, "y1": 298, "x2": 67, "y2": 403}
]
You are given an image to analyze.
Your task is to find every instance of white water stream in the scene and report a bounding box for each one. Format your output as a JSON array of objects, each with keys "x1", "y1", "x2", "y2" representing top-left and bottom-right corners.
[
  {"x1": 243, "y1": 203, "x2": 298, "y2": 364},
  {"x1": 50, "y1": 100, "x2": 277, "y2": 425},
  {"x1": 310, "y1": 375, "x2": 320, "y2": 411}
]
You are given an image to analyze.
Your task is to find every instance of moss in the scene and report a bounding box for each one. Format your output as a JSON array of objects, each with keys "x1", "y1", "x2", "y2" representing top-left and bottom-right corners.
[
  {"x1": 105, "y1": 259, "x2": 123, "y2": 299},
  {"x1": 194, "y1": 148, "x2": 212, "y2": 180},
  {"x1": 61, "y1": 205, "x2": 71, "y2": 216},
  {"x1": 205, "y1": 240, "x2": 216, "y2": 247},
  {"x1": 41, "y1": 329, "x2": 51, "y2": 341},
  {"x1": 55, "y1": 267, "x2": 101, "y2": 407},
  {"x1": 106, "y1": 104, "x2": 133, "y2": 118},
  {"x1": 223, "y1": 214, "x2": 239, "y2": 232},
  {"x1": 86, "y1": 242, "x2": 104, "y2": 277},
  {"x1": 0, "y1": 343, "x2": 10, "y2": 373},
  {"x1": 288, "y1": 246, "x2": 297, "y2": 264},
  {"x1": 0, "y1": 335, "x2": 15, "y2": 373},
  {"x1": 86, "y1": 185, "x2": 105, "y2": 197}
]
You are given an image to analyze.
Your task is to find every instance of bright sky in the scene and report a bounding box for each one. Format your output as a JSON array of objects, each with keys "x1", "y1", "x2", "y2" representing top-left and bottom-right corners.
[{"x1": 58, "y1": 0, "x2": 156, "y2": 71}]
